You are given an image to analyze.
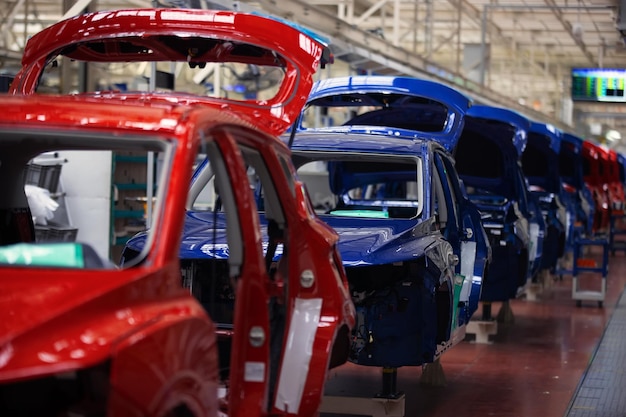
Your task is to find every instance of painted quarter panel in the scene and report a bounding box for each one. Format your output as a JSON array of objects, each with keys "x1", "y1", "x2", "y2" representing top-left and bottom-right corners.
[
  {"x1": 0, "y1": 94, "x2": 224, "y2": 417},
  {"x1": 109, "y1": 315, "x2": 219, "y2": 417}
]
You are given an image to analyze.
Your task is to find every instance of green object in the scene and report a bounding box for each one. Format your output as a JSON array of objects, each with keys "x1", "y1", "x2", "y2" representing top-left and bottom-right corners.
[
  {"x1": 0, "y1": 243, "x2": 84, "y2": 268},
  {"x1": 452, "y1": 274, "x2": 466, "y2": 330},
  {"x1": 329, "y1": 209, "x2": 389, "y2": 218}
]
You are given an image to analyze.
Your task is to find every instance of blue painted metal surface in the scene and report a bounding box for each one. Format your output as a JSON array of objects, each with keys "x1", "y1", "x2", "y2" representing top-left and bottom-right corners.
[
  {"x1": 298, "y1": 76, "x2": 488, "y2": 318},
  {"x1": 524, "y1": 122, "x2": 567, "y2": 272},
  {"x1": 455, "y1": 105, "x2": 541, "y2": 301},
  {"x1": 561, "y1": 132, "x2": 596, "y2": 239},
  {"x1": 466, "y1": 104, "x2": 529, "y2": 156},
  {"x1": 530, "y1": 121, "x2": 561, "y2": 153},
  {"x1": 285, "y1": 131, "x2": 487, "y2": 367},
  {"x1": 302, "y1": 75, "x2": 472, "y2": 151}
]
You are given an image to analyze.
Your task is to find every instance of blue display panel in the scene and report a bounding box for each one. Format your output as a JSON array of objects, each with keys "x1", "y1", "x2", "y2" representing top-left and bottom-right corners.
[{"x1": 571, "y1": 68, "x2": 626, "y2": 102}]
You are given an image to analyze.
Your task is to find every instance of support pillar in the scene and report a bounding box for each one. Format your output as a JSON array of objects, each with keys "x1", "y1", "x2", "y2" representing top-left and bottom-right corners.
[
  {"x1": 497, "y1": 300, "x2": 515, "y2": 324},
  {"x1": 378, "y1": 367, "x2": 402, "y2": 399},
  {"x1": 420, "y1": 358, "x2": 446, "y2": 387}
]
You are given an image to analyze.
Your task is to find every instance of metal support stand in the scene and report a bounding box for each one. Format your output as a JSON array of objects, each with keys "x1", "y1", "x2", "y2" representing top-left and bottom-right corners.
[
  {"x1": 466, "y1": 319, "x2": 497, "y2": 344},
  {"x1": 525, "y1": 280, "x2": 543, "y2": 301},
  {"x1": 541, "y1": 268, "x2": 554, "y2": 290},
  {"x1": 497, "y1": 300, "x2": 515, "y2": 324},
  {"x1": 466, "y1": 302, "x2": 498, "y2": 344},
  {"x1": 481, "y1": 302, "x2": 492, "y2": 321},
  {"x1": 609, "y1": 212, "x2": 626, "y2": 255},
  {"x1": 420, "y1": 358, "x2": 446, "y2": 387},
  {"x1": 572, "y1": 235, "x2": 608, "y2": 308},
  {"x1": 379, "y1": 367, "x2": 401, "y2": 398}
]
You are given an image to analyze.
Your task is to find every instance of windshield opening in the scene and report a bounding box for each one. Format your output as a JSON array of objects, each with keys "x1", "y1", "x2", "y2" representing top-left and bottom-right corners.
[{"x1": 293, "y1": 153, "x2": 423, "y2": 219}]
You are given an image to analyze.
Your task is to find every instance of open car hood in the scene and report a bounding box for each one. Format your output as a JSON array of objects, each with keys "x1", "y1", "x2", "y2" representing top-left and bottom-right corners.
[
  {"x1": 562, "y1": 132, "x2": 584, "y2": 154},
  {"x1": 302, "y1": 76, "x2": 471, "y2": 151},
  {"x1": 529, "y1": 122, "x2": 561, "y2": 154},
  {"x1": 12, "y1": 8, "x2": 330, "y2": 137},
  {"x1": 560, "y1": 133, "x2": 586, "y2": 190},
  {"x1": 466, "y1": 105, "x2": 530, "y2": 157},
  {"x1": 456, "y1": 106, "x2": 525, "y2": 201},
  {"x1": 526, "y1": 122, "x2": 562, "y2": 193}
]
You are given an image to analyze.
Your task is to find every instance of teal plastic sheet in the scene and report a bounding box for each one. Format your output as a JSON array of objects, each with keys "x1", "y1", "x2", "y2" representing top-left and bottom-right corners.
[
  {"x1": 0, "y1": 243, "x2": 84, "y2": 268},
  {"x1": 329, "y1": 209, "x2": 389, "y2": 218}
]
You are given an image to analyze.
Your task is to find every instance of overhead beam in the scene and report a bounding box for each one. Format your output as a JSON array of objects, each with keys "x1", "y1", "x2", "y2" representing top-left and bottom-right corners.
[
  {"x1": 480, "y1": 3, "x2": 615, "y2": 67},
  {"x1": 353, "y1": 0, "x2": 387, "y2": 26},
  {"x1": 1, "y1": 0, "x2": 27, "y2": 49},
  {"x1": 544, "y1": 0, "x2": 596, "y2": 65},
  {"x1": 61, "y1": 0, "x2": 94, "y2": 20},
  {"x1": 255, "y1": 0, "x2": 570, "y2": 130}
]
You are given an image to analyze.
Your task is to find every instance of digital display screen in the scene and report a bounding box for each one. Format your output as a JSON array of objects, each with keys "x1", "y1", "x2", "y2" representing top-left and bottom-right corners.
[{"x1": 571, "y1": 68, "x2": 626, "y2": 102}]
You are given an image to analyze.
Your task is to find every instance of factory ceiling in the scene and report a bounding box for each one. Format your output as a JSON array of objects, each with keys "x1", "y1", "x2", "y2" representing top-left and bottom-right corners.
[{"x1": 1, "y1": 0, "x2": 625, "y2": 142}]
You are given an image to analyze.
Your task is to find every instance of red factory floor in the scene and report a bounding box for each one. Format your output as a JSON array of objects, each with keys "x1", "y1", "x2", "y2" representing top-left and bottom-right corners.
[{"x1": 321, "y1": 244, "x2": 626, "y2": 417}]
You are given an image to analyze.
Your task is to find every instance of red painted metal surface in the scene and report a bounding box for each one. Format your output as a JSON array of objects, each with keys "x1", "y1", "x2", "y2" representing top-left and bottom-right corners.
[
  {"x1": 3, "y1": 9, "x2": 352, "y2": 417},
  {"x1": 0, "y1": 83, "x2": 352, "y2": 417},
  {"x1": 0, "y1": 95, "x2": 225, "y2": 416},
  {"x1": 581, "y1": 140, "x2": 611, "y2": 232},
  {"x1": 10, "y1": 8, "x2": 329, "y2": 137},
  {"x1": 607, "y1": 149, "x2": 626, "y2": 211}
]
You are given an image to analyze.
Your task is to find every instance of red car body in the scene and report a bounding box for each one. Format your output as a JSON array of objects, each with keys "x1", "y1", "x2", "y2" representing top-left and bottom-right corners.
[
  {"x1": 581, "y1": 140, "x2": 612, "y2": 233},
  {"x1": 607, "y1": 148, "x2": 626, "y2": 212},
  {"x1": 2, "y1": 8, "x2": 354, "y2": 417}
]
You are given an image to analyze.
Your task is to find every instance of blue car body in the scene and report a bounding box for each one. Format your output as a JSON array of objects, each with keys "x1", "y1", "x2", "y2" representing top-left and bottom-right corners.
[
  {"x1": 454, "y1": 105, "x2": 544, "y2": 301},
  {"x1": 288, "y1": 75, "x2": 490, "y2": 366},
  {"x1": 560, "y1": 132, "x2": 596, "y2": 239},
  {"x1": 287, "y1": 131, "x2": 488, "y2": 367},
  {"x1": 524, "y1": 122, "x2": 568, "y2": 272}
]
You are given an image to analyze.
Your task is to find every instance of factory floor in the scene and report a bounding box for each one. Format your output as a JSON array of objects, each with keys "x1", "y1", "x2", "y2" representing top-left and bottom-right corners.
[{"x1": 321, "y1": 242, "x2": 626, "y2": 417}]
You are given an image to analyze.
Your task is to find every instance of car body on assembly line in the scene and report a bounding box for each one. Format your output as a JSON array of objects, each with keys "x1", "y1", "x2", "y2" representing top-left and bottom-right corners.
[
  {"x1": 581, "y1": 140, "x2": 612, "y2": 233},
  {"x1": 523, "y1": 122, "x2": 567, "y2": 274},
  {"x1": 286, "y1": 75, "x2": 491, "y2": 368},
  {"x1": 454, "y1": 105, "x2": 544, "y2": 303},
  {"x1": 287, "y1": 132, "x2": 483, "y2": 368},
  {"x1": 559, "y1": 133, "x2": 595, "y2": 246},
  {"x1": 4, "y1": 8, "x2": 354, "y2": 417}
]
